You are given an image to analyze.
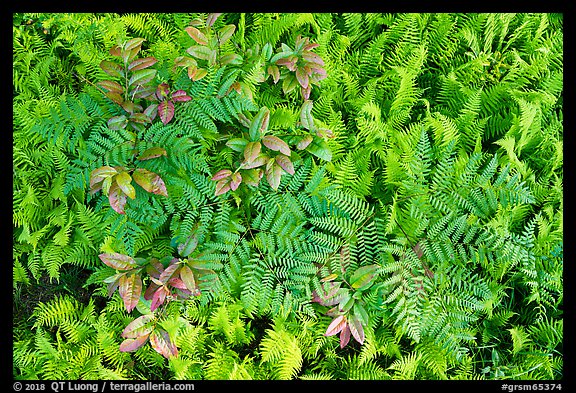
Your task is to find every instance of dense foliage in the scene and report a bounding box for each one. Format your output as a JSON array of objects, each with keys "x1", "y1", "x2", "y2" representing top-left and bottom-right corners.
[{"x1": 13, "y1": 12, "x2": 563, "y2": 380}]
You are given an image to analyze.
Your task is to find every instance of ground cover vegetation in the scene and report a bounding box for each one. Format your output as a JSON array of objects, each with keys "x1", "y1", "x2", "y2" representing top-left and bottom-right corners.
[{"x1": 13, "y1": 12, "x2": 563, "y2": 380}]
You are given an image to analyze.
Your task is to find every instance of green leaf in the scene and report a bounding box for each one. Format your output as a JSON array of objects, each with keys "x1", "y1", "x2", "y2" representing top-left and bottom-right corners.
[
  {"x1": 265, "y1": 159, "x2": 283, "y2": 191},
  {"x1": 187, "y1": 45, "x2": 214, "y2": 61},
  {"x1": 262, "y1": 135, "x2": 291, "y2": 156},
  {"x1": 132, "y1": 168, "x2": 168, "y2": 196},
  {"x1": 124, "y1": 38, "x2": 146, "y2": 51},
  {"x1": 178, "y1": 234, "x2": 199, "y2": 257},
  {"x1": 348, "y1": 314, "x2": 365, "y2": 345},
  {"x1": 128, "y1": 69, "x2": 156, "y2": 87},
  {"x1": 249, "y1": 107, "x2": 270, "y2": 141},
  {"x1": 282, "y1": 74, "x2": 300, "y2": 95},
  {"x1": 107, "y1": 115, "x2": 128, "y2": 130},
  {"x1": 241, "y1": 169, "x2": 263, "y2": 187},
  {"x1": 180, "y1": 265, "x2": 197, "y2": 292},
  {"x1": 100, "y1": 60, "x2": 123, "y2": 77},
  {"x1": 226, "y1": 138, "x2": 248, "y2": 152},
  {"x1": 230, "y1": 172, "x2": 242, "y2": 191},
  {"x1": 217, "y1": 24, "x2": 236, "y2": 45},
  {"x1": 138, "y1": 147, "x2": 167, "y2": 161},
  {"x1": 115, "y1": 171, "x2": 136, "y2": 200},
  {"x1": 99, "y1": 252, "x2": 137, "y2": 270},
  {"x1": 300, "y1": 100, "x2": 315, "y2": 130},
  {"x1": 122, "y1": 315, "x2": 155, "y2": 339},
  {"x1": 350, "y1": 264, "x2": 379, "y2": 290},
  {"x1": 305, "y1": 136, "x2": 332, "y2": 161}
]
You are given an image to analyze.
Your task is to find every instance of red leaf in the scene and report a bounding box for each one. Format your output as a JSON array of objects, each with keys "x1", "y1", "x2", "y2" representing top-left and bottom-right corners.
[
  {"x1": 128, "y1": 57, "x2": 158, "y2": 72},
  {"x1": 211, "y1": 169, "x2": 232, "y2": 181},
  {"x1": 168, "y1": 277, "x2": 188, "y2": 290},
  {"x1": 144, "y1": 282, "x2": 160, "y2": 300},
  {"x1": 150, "y1": 329, "x2": 178, "y2": 359},
  {"x1": 122, "y1": 314, "x2": 155, "y2": 339},
  {"x1": 159, "y1": 262, "x2": 180, "y2": 284},
  {"x1": 275, "y1": 154, "x2": 295, "y2": 175},
  {"x1": 325, "y1": 315, "x2": 347, "y2": 337},
  {"x1": 302, "y1": 51, "x2": 324, "y2": 66},
  {"x1": 119, "y1": 334, "x2": 149, "y2": 352},
  {"x1": 262, "y1": 135, "x2": 291, "y2": 156},
  {"x1": 109, "y1": 45, "x2": 122, "y2": 57},
  {"x1": 339, "y1": 324, "x2": 351, "y2": 348},
  {"x1": 185, "y1": 26, "x2": 208, "y2": 45},
  {"x1": 108, "y1": 183, "x2": 127, "y2": 214},
  {"x1": 99, "y1": 252, "x2": 137, "y2": 270},
  {"x1": 118, "y1": 273, "x2": 142, "y2": 313},
  {"x1": 158, "y1": 100, "x2": 175, "y2": 125},
  {"x1": 151, "y1": 286, "x2": 169, "y2": 311},
  {"x1": 138, "y1": 147, "x2": 167, "y2": 161},
  {"x1": 171, "y1": 90, "x2": 192, "y2": 102}
]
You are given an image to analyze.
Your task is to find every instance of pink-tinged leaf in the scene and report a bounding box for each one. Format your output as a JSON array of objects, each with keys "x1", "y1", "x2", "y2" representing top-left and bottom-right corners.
[
  {"x1": 316, "y1": 127, "x2": 335, "y2": 139},
  {"x1": 115, "y1": 171, "x2": 136, "y2": 200},
  {"x1": 121, "y1": 100, "x2": 143, "y2": 115},
  {"x1": 109, "y1": 45, "x2": 122, "y2": 57},
  {"x1": 340, "y1": 324, "x2": 351, "y2": 348},
  {"x1": 99, "y1": 252, "x2": 137, "y2": 270},
  {"x1": 300, "y1": 100, "x2": 315, "y2": 130},
  {"x1": 122, "y1": 314, "x2": 155, "y2": 339},
  {"x1": 144, "y1": 282, "x2": 160, "y2": 301},
  {"x1": 119, "y1": 334, "x2": 149, "y2": 352},
  {"x1": 230, "y1": 172, "x2": 242, "y2": 191},
  {"x1": 108, "y1": 183, "x2": 127, "y2": 214},
  {"x1": 189, "y1": 67, "x2": 208, "y2": 81},
  {"x1": 150, "y1": 286, "x2": 169, "y2": 311},
  {"x1": 128, "y1": 69, "x2": 157, "y2": 87},
  {"x1": 206, "y1": 13, "x2": 222, "y2": 27},
  {"x1": 267, "y1": 65, "x2": 280, "y2": 84},
  {"x1": 171, "y1": 90, "x2": 192, "y2": 102},
  {"x1": 174, "y1": 56, "x2": 196, "y2": 68},
  {"x1": 237, "y1": 113, "x2": 251, "y2": 128},
  {"x1": 186, "y1": 45, "x2": 214, "y2": 61},
  {"x1": 138, "y1": 146, "x2": 167, "y2": 161},
  {"x1": 124, "y1": 38, "x2": 146, "y2": 51},
  {"x1": 180, "y1": 265, "x2": 197, "y2": 292},
  {"x1": 100, "y1": 60, "x2": 123, "y2": 77},
  {"x1": 302, "y1": 85, "x2": 312, "y2": 101},
  {"x1": 97, "y1": 80, "x2": 124, "y2": 94},
  {"x1": 129, "y1": 113, "x2": 152, "y2": 124},
  {"x1": 243, "y1": 153, "x2": 269, "y2": 169},
  {"x1": 219, "y1": 53, "x2": 241, "y2": 66},
  {"x1": 215, "y1": 178, "x2": 231, "y2": 196},
  {"x1": 168, "y1": 277, "x2": 187, "y2": 290},
  {"x1": 158, "y1": 100, "x2": 175, "y2": 125},
  {"x1": 275, "y1": 154, "x2": 295, "y2": 175},
  {"x1": 265, "y1": 160, "x2": 283, "y2": 191},
  {"x1": 218, "y1": 25, "x2": 236, "y2": 45},
  {"x1": 178, "y1": 234, "x2": 199, "y2": 258},
  {"x1": 248, "y1": 107, "x2": 270, "y2": 141},
  {"x1": 131, "y1": 84, "x2": 157, "y2": 100},
  {"x1": 295, "y1": 67, "x2": 310, "y2": 89},
  {"x1": 146, "y1": 258, "x2": 164, "y2": 280},
  {"x1": 107, "y1": 278, "x2": 121, "y2": 298},
  {"x1": 118, "y1": 273, "x2": 142, "y2": 313},
  {"x1": 211, "y1": 169, "x2": 232, "y2": 181},
  {"x1": 185, "y1": 26, "x2": 208, "y2": 45},
  {"x1": 350, "y1": 264, "x2": 380, "y2": 290},
  {"x1": 325, "y1": 315, "x2": 347, "y2": 337},
  {"x1": 296, "y1": 135, "x2": 313, "y2": 150},
  {"x1": 241, "y1": 168, "x2": 263, "y2": 187},
  {"x1": 90, "y1": 166, "x2": 118, "y2": 187},
  {"x1": 150, "y1": 329, "x2": 178, "y2": 359},
  {"x1": 132, "y1": 168, "x2": 168, "y2": 197},
  {"x1": 244, "y1": 141, "x2": 262, "y2": 163},
  {"x1": 276, "y1": 56, "x2": 298, "y2": 71},
  {"x1": 262, "y1": 135, "x2": 291, "y2": 156},
  {"x1": 107, "y1": 115, "x2": 128, "y2": 130},
  {"x1": 105, "y1": 91, "x2": 124, "y2": 105},
  {"x1": 156, "y1": 82, "x2": 170, "y2": 100},
  {"x1": 159, "y1": 262, "x2": 180, "y2": 284},
  {"x1": 306, "y1": 136, "x2": 332, "y2": 161},
  {"x1": 143, "y1": 104, "x2": 158, "y2": 121},
  {"x1": 302, "y1": 51, "x2": 324, "y2": 66},
  {"x1": 128, "y1": 56, "x2": 158, "y2": 71},
  {"x1": 348, "y1": 314, "x2": 365, "y2": 345}
]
